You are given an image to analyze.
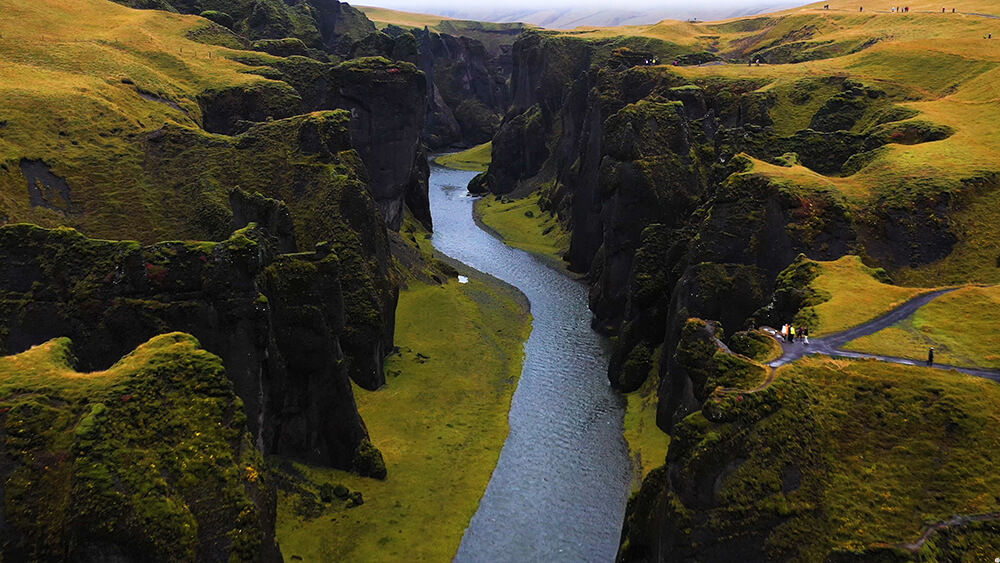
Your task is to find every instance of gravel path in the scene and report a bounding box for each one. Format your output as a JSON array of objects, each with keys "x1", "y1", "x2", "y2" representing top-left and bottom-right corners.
[{"x1": 766, "y1": 288, "x2": 1000, "y2": 382}]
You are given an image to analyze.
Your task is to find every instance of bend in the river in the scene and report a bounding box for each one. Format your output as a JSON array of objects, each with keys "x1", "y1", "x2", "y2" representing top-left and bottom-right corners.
[{"x1": 426, "y1": 163, "x2": 632, "y2": 562}]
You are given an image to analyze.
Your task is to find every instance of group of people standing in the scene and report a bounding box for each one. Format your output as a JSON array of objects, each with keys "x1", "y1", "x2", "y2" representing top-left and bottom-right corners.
[{"x1": 780, "y1": 324, "x2": 809, "y2": 345}]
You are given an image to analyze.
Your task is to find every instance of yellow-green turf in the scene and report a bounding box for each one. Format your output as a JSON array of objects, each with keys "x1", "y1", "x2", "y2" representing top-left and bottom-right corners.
[
  {"x1": 623, "y1": 366, "x2": 670, "y2": 489},
  {"x1": 433, "y1": 142, "x2": 492, "y2": 172},
  {"x1": 473, "y1": 193, "x2": 570, "y2": 270},
  {"x1": 844, "y1": 284, "x2": 1000, "y2": 369},
  {"x1": 716, "y1": 355, "x2": 1000, "y2": 557},
  {"x1": 275, "y1": 276, "x2": 531, "y2": 562},
  {"x1": 807, "y1": 256, "x2": 935, "y2": 335}
]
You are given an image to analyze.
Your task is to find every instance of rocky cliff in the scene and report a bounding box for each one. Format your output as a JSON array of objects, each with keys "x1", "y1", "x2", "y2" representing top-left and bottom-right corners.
[
  {"x1": 478, "y1": 28, "x2": 1000, "y2": 562},
  {"x1": 407, "y1": 26, "x2": 517, "y2": 149},
  {"x1": 0, "y1": 222, "x2": 385, "y2": 477},
  {"x1": 617, "y1": 320, "x2": 1000, "y2": 561},
  {"x1": 479, "y1": 31, "x2": 960, "y2": 425},
  {"x1": 0, "y1": 332, "x2": 282, "y2": 561}
]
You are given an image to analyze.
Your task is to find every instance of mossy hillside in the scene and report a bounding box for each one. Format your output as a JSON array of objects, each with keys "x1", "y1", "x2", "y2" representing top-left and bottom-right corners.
[
  {"x1": 844, "y1": 285, "x2": 1000, "y2": 369},
  {"x1": 112, "y1": 0, "x2": 379, "y2": 55},
  {"x1": 473, "y1": 191, "x2": 570, "y2": 269},
  {"x1": 630, "y1": 355, "x2": 1000, "y2": 560},
  {"x1": 729, "y1": 329, "x2": 784, "y2": 363},
  {"x1": 0, "y1": 333, "x2": 279, "y2": 560},
  {"x1": 0, "y1": 0, "x2": 306, "y2": 232},
  {"x1": 433, "y1": 142, "x2": 492, "y2": 172},
  {"x1": 567, "y1": 8, "x2": 1000, "y2": 285},
  {"x1": 795, "y1": 255, "x2": 934, "y2": 335},
  {"x1": 276, "y1": 275, "x2": 531, "y2": 562}
]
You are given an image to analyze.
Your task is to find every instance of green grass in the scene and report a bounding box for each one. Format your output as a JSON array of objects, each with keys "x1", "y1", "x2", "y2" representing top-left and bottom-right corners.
[
  {"x1": 434, "y1": 142, "x2": 492, "y2": 172},
  {"x1": 669, "y1": 355, "x2": 1000, "y2": 559},
  {"x1": 623, "y1": 365, "x2": 670, "y2": 489},
  {"x1": 275, "y1": 275, "x2": 531, "y2": 562},
  {"x1": 844, "y1": 285, "x2": 1000, "y2": 368},
  {"x1": 806, "y1": 256, "x2": 934, "y2": 335},
  {"x1": 473, "y1": 192, "x2": 570, "y2": 269}
]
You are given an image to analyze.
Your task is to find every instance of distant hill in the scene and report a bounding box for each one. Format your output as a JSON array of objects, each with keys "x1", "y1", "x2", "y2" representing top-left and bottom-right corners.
[{"x1": 422, "y1": 4, "x2": 804, "y2": 29}]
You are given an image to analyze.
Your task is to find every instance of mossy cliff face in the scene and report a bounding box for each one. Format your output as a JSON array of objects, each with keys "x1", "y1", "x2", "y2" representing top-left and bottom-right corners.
[
  {"x1": 618, "y1": 325, "x2": 1000, "y2": 562},
  {"x1": 480, "y1": 32, "x2": 963, "y2": 413},
  {"x1": 0, "y1": 223, "x2": 384, "y2": 476},
  {"x1": 0, "y1": 333, "x2": 281, "y2": 561},
  {"x1": 197, "y1": 58, "x2": 431, "y2": 231},
  {"x1": 140, "y1": 112, "x2": 399, "y2": 394}
]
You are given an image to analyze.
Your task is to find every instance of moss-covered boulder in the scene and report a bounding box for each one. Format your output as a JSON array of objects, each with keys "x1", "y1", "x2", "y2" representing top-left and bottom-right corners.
[{"x1": 0, "y1": 333, "x2": 282, "y2": 561}]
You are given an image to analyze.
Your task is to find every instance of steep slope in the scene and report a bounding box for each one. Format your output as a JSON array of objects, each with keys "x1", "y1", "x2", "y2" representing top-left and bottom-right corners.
[
  {"x1": 0, "y1": 0, "x2": 412, "y2": 481},
  {"x1": 0, "y1": 0, "x2": 431, "y2": 235},
  {"x1": 0, "y1": 222, "x2": 386, "y2": 475},
  {"x1": 619, "y1": 322, "x2": 1000, "y2": 561}
]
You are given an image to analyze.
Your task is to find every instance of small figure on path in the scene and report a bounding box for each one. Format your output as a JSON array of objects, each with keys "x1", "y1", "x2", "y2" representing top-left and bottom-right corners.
[
  {"x1": 790, "y1": 326, "x2": 797, "y2": 342},
  {"x1": 927, "y1": 347, "x2": 935, "y2": 366},
  {"x1": 802, "y1": 326, "x2": 809, "y2": 346}
]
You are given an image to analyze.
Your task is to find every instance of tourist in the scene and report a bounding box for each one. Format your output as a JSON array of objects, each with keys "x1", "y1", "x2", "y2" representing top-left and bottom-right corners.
[
  {"x1": 928, "y1": 347, "x2": 935, "y2": 366},
  {"x1": 802, "y1": 326, "x2": 810, "y2": 345}
]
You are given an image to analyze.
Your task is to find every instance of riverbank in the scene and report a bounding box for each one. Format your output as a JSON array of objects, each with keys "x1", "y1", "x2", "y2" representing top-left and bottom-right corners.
[
  {"x1": 472, "y1": 193, "x2": 571, "y2": 274},
  {"x1": 274, "y1": 270, "x2": 531, "y2": 561}
]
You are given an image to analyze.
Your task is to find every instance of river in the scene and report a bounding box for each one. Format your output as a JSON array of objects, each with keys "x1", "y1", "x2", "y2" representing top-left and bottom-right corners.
[{"x1": 426, "y1": 163, "x2": 632, "y2": 562}]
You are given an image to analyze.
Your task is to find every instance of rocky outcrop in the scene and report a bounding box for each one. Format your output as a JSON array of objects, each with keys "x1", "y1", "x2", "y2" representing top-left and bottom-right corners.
[
  {"x1": 412, "y1": 27, "x2": 517, "y2": 149},
  {"x1": 197, "y1": 58, "x2": 431, "y2": 231},
  {"x1": 480, "y1": 32, "x2": 963, "y2": 426},
  {"x1": 0, "y1": 332, "x2": 282, "y2": 561},
  {"x1": 0, "y1": 223, "x2": 385, "y2": 477},
  {"x1": 617, "y1": 319, "x2": 1000, "y2": 562},
  {"x1": 142, "y1": 111, "x2": 398, "y2": 394}
]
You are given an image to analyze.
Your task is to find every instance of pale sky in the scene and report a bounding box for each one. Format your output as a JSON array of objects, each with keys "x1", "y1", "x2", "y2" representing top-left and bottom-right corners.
[{"x1": 356, "y1": 0, "x2": 800, "y2": 12}]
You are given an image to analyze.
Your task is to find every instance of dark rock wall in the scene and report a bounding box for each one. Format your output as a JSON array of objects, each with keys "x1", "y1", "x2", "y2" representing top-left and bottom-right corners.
[
  {"x1": 141, "y1": 111, "x2": 397, "y2": 393},
  {"x1": 483, "y1": 32, "x2": 953, "y2": 423},
  {"x1": 197, "y1": 57, "x2": 432, "y2": 231},
  {"x1": 413, "y1": 28, "x2": 516, "y2": 149},
  {"x1": 0, "y1": 223, "x2": 384, "y2": 477}
]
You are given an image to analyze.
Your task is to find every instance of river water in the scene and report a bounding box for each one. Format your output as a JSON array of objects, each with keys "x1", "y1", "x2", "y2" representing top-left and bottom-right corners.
[{"x1": 426, "y1": 164, "x2": 632, "y2": 562}]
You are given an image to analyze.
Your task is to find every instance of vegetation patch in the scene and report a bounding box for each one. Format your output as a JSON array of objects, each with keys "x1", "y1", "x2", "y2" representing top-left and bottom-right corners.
[
  {"x1": 434, "y1": 142, "x2": 492, "y2": 172},
  {"x1": 805, "y1": 256, "x2": 932, "y2": 335},
  {"x1": 0, "y1": 333, "x2": 276, "y2": 560},
  {"x1": 473, "y1": 192, "x2": 570, "y2": 269},
  {"x1": 275, "y1": 276, "x2": 531, "y2": 561},
  {"x1": 642, "y1": 355, "x2": 1000, "y2": 560},
  {"x1": 623, "y1": 347, "x2": 670, "y2": 488},
  {"x1": 844, "y1": 285, "x2": 1000, "y2": 369}
]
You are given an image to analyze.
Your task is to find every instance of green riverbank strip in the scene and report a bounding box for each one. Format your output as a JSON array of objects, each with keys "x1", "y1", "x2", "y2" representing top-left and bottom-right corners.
[
  {"x1": 275, "y1": 275, "x2": 531, "y2": 561},
  {"x1": 473, "y1": 193, "x2": 570, "y2": 272},
  {"x1": 433, "y1": 142, "x2": 492, "y2": 172}
]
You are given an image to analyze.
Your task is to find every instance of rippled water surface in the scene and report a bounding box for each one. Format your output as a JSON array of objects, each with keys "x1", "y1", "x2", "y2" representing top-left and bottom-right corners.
[{"x1": 427, "y1": 165, "x2": 631, "y2": 562}]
